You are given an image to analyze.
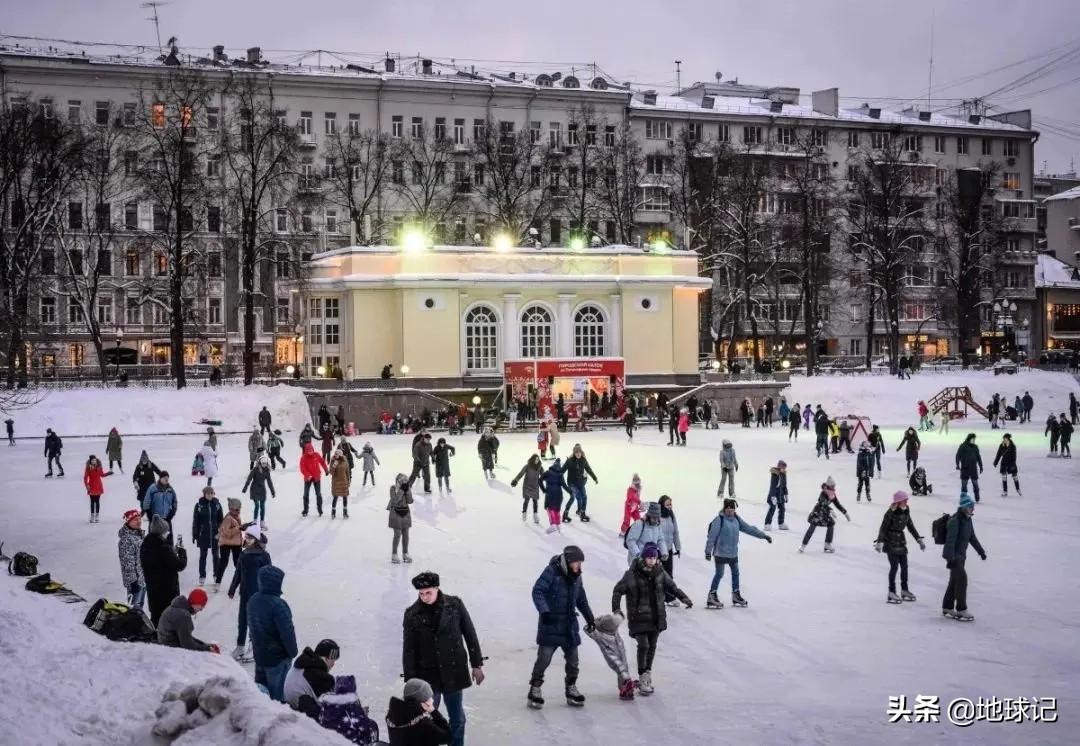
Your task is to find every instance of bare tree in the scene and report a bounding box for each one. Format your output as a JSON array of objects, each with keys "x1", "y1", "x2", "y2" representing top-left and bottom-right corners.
[
  {"x1": 389, "y1": 126, "x2": 470, "y2": 239},
  {"x1": 844, "y1": 130, "x2": 928, "y2": 370},
  {"x1": 0, "y1": 97, "x2": 90, "y2": 387},
  {"x1": 129, "y1": 67, "x2": 218, "y2": 388},
  {"x1": 472, "y1": 119, "x2": 552, "y2": 242},
  {"x1": 218, "y1": 74, "x2": 300, "y2": 384},
  {"x1": 590, "y1": 120, "x2": 644, "y2": 245},
  {"x1": 323, "y1": 123, "x2": 392, "y2": 244},
  {"x1": 561, "y1": 105, "x2": 603, "y2": 240}
]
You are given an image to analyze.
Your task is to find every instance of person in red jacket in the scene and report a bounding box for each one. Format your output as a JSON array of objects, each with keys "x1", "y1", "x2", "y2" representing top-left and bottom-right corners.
[
  {"x1": 620, "y1": 473, "x2": 642, "y2": 536},
  {"x1": 917, "y1": 401, "x2": 930, "y2": 431},
  {"x1": 537, "y1": 423, "x2": 550, "y2": 459},
  {"x1": 299, "y1": 442, "x2": 329, "y2": 517},
  {"x1": 83, "y1": 454, "x2": 113, "y2": 524}
]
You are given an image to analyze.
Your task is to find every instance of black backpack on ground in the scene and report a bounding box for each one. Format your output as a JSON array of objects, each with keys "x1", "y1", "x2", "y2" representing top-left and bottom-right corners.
[
  {"x1": 8, "y1": 552, "x2": 39, "y2": 576},
  {"x1": 83, "y1": 598, "x2": 157, "y2": 642},
  {"x1": 931, "y1": 513, "x2": 951, "y2": 545}
]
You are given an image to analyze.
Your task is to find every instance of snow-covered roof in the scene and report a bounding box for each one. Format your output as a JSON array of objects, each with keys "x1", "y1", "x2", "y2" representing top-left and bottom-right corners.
[
  {"x1": 1043, "y1": 185, "x2": 1080, "y2": 203},
  {"x1": 310, "y1": 243, "x2": 698, "y2": 261},
  {"x1": 306, "y1": 272, "x2": 712, "y2": 290},
  {"x1": 632, "y1": 92, "x2": 1033, "y2": 134},
  {"x1": 1035, "y1": 253, "x2": 1080, "y2": 289}
]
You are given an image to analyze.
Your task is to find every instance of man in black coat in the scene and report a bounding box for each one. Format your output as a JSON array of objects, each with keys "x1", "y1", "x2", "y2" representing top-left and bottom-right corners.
[
  {"x1": 258, "y1": 406, "x2": 272, "y2": 435},
  {"x1": 140, "y1": 515, "x2": 188, "y2": 626},
  {"x1": 403, "y1": 572, "x2": 484, "y2": 746},
  {"x1": 132, "y1": 450, "x2": 162, "y2": 507},
  {"x1": 655, "y1": 392, "x2": 668, "y2": 432},
  {"x1": 992, "y1": 433, "x2": 1021, "y2": 496},
  {"x1": 191, "y1": 486, "x2": 224, "y2": 584},
  {"x1": 942, "y1": 494, "x2": 987, "y2": 621},
  {"x1": 955, "y1": 433, "x2": 984, "y2": 502},
  {"x1": 44, "y1": 428, "x2": 64, "y2": 477},
  {"x1": 667, "y1": 407, "x2": 679, "y2": 446},
  {"x1": 1021, "y1": 391, "x2": 1034, "y2": 423}
]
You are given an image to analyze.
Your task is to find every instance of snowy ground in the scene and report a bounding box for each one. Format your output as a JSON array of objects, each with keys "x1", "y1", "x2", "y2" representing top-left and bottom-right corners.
[{"x1": 2, "y1": 374, "x2": 1079, "y2": 745}]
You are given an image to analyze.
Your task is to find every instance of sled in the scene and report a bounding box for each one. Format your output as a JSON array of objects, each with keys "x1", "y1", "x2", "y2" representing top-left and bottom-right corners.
[{"x1": 195, "y1": 419, "x2": 223, "y2": 427}]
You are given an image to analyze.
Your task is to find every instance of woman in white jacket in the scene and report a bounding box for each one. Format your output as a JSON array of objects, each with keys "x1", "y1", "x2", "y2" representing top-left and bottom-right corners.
[{"x1": 198, "y1": 440, "x2": 218, "y2": 487}]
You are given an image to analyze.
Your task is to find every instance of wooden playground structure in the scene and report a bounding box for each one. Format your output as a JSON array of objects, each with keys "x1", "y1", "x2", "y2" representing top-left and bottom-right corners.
[{"x1": 926, "y1": 387, "x2": 988, "y2": 420}]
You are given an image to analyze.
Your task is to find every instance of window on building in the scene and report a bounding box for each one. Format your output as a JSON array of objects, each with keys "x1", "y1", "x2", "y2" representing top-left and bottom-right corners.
[
  {"x1": 981, "y1": 137, "x2": 993, "y2": 156},
  {"x1": 324, "y1": 298, "x2": 339, "y2": 319},
  {"x1": 849, "y1": 338, "x2": 862, "y2": 356},
  {"x1": 1002, "y1": 172, "x2": 1020, "y2": 190},
  {"x1": 453, "y1": 118, "x2": 465, "y2": 145},
  {"x1": 203, "y1": 106, "x2": 219, "y2": 131},
  {"x1": 69, "y1": 300, "x2": 86, "y2": 324},
  {"x1": 125, "y1": 298, "x2": 141, "y2": 324},
  {"x1": 154, "y1": 251, "x2": 168, "y2": 275},
  {"x1": 124, "y1": 202, "x2": 138, "y2": 230},
  {"x1": 639, "y1": 186, "x2": 671, "y2": 211},
  {"x1": 323, "y1": 112, "x2": 337, "y2": 135},
  {"x1": 686, "y1": 122, "x2": 703, "y2": 142},
  {"x1": 325, "y1": 323, "x2": 340, "y2": 345},
  {"x1": 207, "y1": 251, "x2": 221, "y2": 278},
  {"x1": 464, "y1": 305, "x2": 499, "y2": 371},
  {"x1": 529, "y1": 121, "x2": 541, "y2": 144},
  {"x1": 847, "y1": 130, "x2": 860, "y2": 148},
  {"x1": 309, "y1": 298, "x2": 323, "y2": 318},
  {"x1": 95, "y1": 248, "x2": 111, "y2": 276},
  {"x1": 275, "y1": 251, "x2": 291, "y2": 279},
  {"x1": 933, "y1": 136, "x2": 946, "y2": 154},
  {"x1": 150, "y1": 102, "x2": 165, "y2": 128},
  {"x1": 549, "y1": 219, "x2": 562, "y2": 244},
  {"x1": 1004, "y1": 139, "x2": 1020, "y2": 157},
  {"x1": 68, "y1": 249, "x2": 84, "y2": 275},
  {"x1": 549, "y1": 122, "x2": 562, "y2": 148},
  {"x1": 957, "y1": 136, "x2": 969, "y2": 155},
  {"x1": 434, "y1": 117, "x2": 446, "y2": 141},
  {"x1": 275, "y1": 208, "x2": 288, "y2": 233},
  {"x1": 208, "y1": 297, "x2": 222, "y2": 324},
  {"x1": 308, "y1": 320, "x2": 322, "y2": 345},
  {"x1": 392, "y1": 160, "x2": 404, "y2": 184},
  {"x1": 411, "y1": 116, "x2": 423, "y2": 139},
  {"x1": 871, "y1": 131, "x2": 887, "y2": 149},
  {"x1": 646, "y1": 155, "x2": 667, "y2": 175},
  {"x1": 67, "y1": 201, "x2": 83, "y2": 230},
  {"x1": 125, "y1": 248, "x2": 140, "y2": 276},
  {"x1": 95, "y1": 101, "x2": 110, "y2": 126},
  {"x1": 474, "y1": 163, "x2": 485, "y2": 188},
  {"x1": 742, "y1": 125, "x2": 762, "y2": 145},
  {"x1": 585, "y1": 123, "x2": 597, "y2": 145},
  {"x1": 206, "y1": 205, "x2": 221, "y2": 233},
  {"x1": 69, "y1": 343, "x2": 85, "y2": 367},
  {"x1": 812, "y1": 129, "x2": 827, "y2": 147},
  {"x1": 39, "y1": 249, "x2": 55, "y2": 276},
  {"x1": 903, "y1": 134, "x2": 921, "y2": 152},
  {"x1": 567, "y1": 122, "x2": 579, "y2": 147},
  {"x1": 276, "y1": 297, "x2": 290, "y2": 324},
  {"x1": 206, "y1": 156, "x2": 221, "y2": 178},
  {"x1": 325, "y1": 209, "x2": 338, "y2": 234},
  {"x1": 718, "y1": 123, "x2": 730, "y2": 143},
  {"x1": 646, "y1": 120, "x2": 673, "y2": 140},
  {"x1": 153, "y1": 303, "x2": 168, "y2": 325},
  {"x1": 573, "y1": 305, "x2": 606, "y2": 357},
  {"x1": 298, "y1": 111, "x2": 313, "y2": 137},
  {"x1": 67, "y1": 99, "x2": 81, "y2": 124},
  {"x1": 520, "y1": 305, "x2": 554, "y2": 358},
  {"x1": 605, "y1": 125, "x2": 616, "y2": 147},
  {"x1": 1006, "y1": 238, "x2": 1021, "y2": 253},
  {"x1": 97, "y1": 298, "x2": 113, "y2": 325},
  {"x1": 776, "y1": 127, "x2": 795, "y2": 146},
  {"x1": 152, "y1": 205, "x2": 167, "y2": 232},
  {"x1": 301, "y1": 209, "x2": 314, "y2": 232}
]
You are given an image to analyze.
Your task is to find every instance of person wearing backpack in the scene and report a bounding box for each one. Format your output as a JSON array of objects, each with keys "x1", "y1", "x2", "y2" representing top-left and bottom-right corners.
[
  {"x1": 267, "y1": 429, "x2": 286, "y2": 470},
  {"x1": 704, "y1": 498, "x2": 772, "y2": 609},
  {"x1": 625, "y1": 502, "x2": 668, "y2": 566},
  {"x1": 140, "y1": 515, "x2": 188, "y2": 627},
  {"x1": 941, "y1": 493, "x2": 987, "y2": 621},
  {"x1": 44, "y1": 428, "x2": 64, "y2": 477},
  {"x1": 228, "y1": 526, "x2": 271, "y2": 661},
  {"x1": 191, "y1": 486, "x2": 224, "y2": 587},
  {"x1": 992, "y1": 433, "x2": 1022, "y2": 497},
  {"x1": 955, "y1": 433, "x2": 984, "y2": 502},
  {"x1": 875, "y1": 491, "x2": 926, "y2": 605},
  {"x1": 118, "y1": 509, "x2": 146, "y2": 609}
]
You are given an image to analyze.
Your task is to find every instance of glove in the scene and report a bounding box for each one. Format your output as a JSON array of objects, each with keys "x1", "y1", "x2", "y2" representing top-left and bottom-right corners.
[
  {"x1": 675, "y1": 549, "x2": 681, "y2": 558},
  {"x1": 764, "y1": 535, "x2": 773, "y2": 544},
  {"x1": 980, "y1": 552, "x2": 987, "y2": 561},
  {"x1": 705, "y1": 554, "x2": 711, "y2": 561},
  {"x1": 584, "y1": 621, "x2": 595, "y2": 634},
  {"x1": 917, "y1": 539, "x2": 926, "y2": 551},
  {"x1": 873, "y1": 542, "x2": 883, "y2": 553},
  {"x1": 208, "y1": 644, "x2": 221, "y2": 654},
  {"x1": 227, "y1": 592, "x2": 235, "y2": 600},
  {"x1": 511, "y1": 480, "x2": 517, "y2": 488},
  {"x1": 683, "y1": 599, "x2": 693, "y2": 609}
]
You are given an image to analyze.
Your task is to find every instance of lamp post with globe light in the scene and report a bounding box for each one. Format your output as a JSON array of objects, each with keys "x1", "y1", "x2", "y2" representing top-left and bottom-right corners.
[{"x1": 114, "y1": 329, "x2": 123, "y2": 378}]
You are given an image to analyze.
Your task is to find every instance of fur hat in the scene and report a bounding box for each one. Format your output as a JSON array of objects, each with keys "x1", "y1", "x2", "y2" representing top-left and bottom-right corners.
[
  {"x1": 892, "y1": 490, "x2": 910, "y2": 505},
  {"x1": 594, "y1": 613, "x2": 623, "y2": 635},
  {"x1": 411, "y1": 572, "x2": 440, "y2": 590},
  {"x1": 403, "y1": 678, "x2": 434, "y2": 703}
]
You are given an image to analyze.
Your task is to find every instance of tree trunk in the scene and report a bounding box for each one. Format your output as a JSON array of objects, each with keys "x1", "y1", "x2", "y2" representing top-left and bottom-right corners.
[
  {"x1": 171, "y1": 235, "x2": 186, "y2": 390},
  {"x1": 243, "y1": 243, "x2": 256, "y2": 385},
  {"x1": 90, "y1": 325, "x2": 109, "y2": 382}
]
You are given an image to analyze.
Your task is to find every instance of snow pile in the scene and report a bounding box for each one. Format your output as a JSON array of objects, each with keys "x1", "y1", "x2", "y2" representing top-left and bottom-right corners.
[
  {"x1": 0, "y1": 577, "x2": 349, "y2": 746},
  {"x1": 11, "y1": 384, "x2": 311, "y2": 437},
  {"x1": 783, "y1": 369, "x2": 1080, "y2": 426}
]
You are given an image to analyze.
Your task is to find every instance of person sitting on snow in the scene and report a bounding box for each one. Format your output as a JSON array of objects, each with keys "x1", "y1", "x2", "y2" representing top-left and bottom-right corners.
[
  {"x1": 157, "y1": 588, "x2": 218, "y2": 653},
  {"x1": 284, "y1": 638, "x2": 340, "y2": 718},
  {"x1": 909, "y1": 466, "x2": 932, "y2": 496}
]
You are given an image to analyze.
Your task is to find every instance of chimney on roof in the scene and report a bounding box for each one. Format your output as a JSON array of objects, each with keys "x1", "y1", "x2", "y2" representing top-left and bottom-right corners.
[
  {"x1": 421, "y1": 58, "x2": 433, "y2": 75},
  {"x1": 811, "y1": 88, "x2": 838, "y2": 117},
  {"x1": 508, "y1": 71, "x2": 516, "y2": 80},
  {"x1": 868, "y1": 107, "x2": 881, "y2": 119},
  {"x1": 769, "y1": 100, "x2": 783, "y2": 113},
  {"x1": 212, "y1": 45, "x2": 227, "y2": 63},
  {"x1": 643, "y1": 90, "x2": 657, "y2": 105},
  {"x1": 919, "y1": 111, "x2": 932, "y2": 122},
  {"x1": 246, "y1": 47, "x2": 261, "y2": 64},
  {"x1": 385, "y1": 56, "x2": 395, "y2": 73}
]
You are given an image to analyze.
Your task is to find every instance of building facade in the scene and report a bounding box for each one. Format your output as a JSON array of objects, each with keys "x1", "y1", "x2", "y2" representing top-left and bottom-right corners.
[{"x1": 0, "y1": 42, "x2": 1040, "y2": 376}]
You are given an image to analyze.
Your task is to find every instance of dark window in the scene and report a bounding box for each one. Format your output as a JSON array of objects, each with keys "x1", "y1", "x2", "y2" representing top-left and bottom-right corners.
[
  {"x1": 153, "y1": 205, "x2": 167, "y2": 232},
  {"x1": 207, "y1": 252, "x2": 221, "y2": 278},
  {"x1": 207, "y1": 206, "x2": 221, "y2": 233},
  {"x1": 41, "y1": 250, "x2": 56, "y2": 275},
  {"x1": 180, "y1": 208, "x2": 194, "y2": 232},
  {"x1": 97, "y1": 249, "x2": 112, "y2": 275},
  {"x1": 550, "y1": 219, "x2": 562, "y2": 243},
  {"x1": 125, "y1": 202, "x2": 138, "y2": 230},
  {"x1": 69, "y1": 250, "x2": 84, "y2": 275},
  {"x1": 95, "y1": 203, "x2": 111, "y2": 230},
  {"x1": 68, "y1": 202, "x2": 83, "y2": 230}
]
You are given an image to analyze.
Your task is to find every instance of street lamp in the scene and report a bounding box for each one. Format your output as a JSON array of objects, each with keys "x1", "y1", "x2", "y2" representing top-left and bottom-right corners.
[
  {"x1": 400, "y1": 364, "x2": 410, "y2": 377},
  {"x1": 114, "y1": 329, "x2": 123, "y2": 378},
  {"x1": 286, "y1": 364, "x2": 295, "y2": 375},
  {"x1": 992, "y1": 300, "x2": 1018, "y2": 357},
  {"x1": 317, "y1": 365, "x2": 327, "y2": 377},
  {"x1": 471, "y1": 395, "x2": 481, "y2": 406},
  {"x1": 293, "y1": 323, "x2": 303, "y2": 377}
]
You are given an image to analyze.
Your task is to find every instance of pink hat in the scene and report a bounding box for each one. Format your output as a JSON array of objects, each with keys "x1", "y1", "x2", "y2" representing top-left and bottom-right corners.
[{"x1": 892, "y1": 490, "x2": 910, "y2": 505}]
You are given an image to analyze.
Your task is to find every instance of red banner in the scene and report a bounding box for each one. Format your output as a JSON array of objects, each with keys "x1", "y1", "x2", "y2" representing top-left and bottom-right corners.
[{"x1": 505, "y1": 358, "x2": 625, "y2": 420}]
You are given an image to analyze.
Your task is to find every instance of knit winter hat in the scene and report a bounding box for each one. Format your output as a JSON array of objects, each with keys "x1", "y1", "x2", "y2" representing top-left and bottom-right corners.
[
  {"x1": 722, "y1": 439, "x2": 732, "y2": 448},
  {"x1": 411, "y1": 572, "x2": 440, "y2": 590},
  {"x1": 825, "y1": 476, "x2": 836, "y2": 488},
  {"x1": 959, "y1": 493, "x2": 975, "y2": 510},
  {"x1": 563, "y1": 545, "x2": 585, "y2": 564},
  {"x1": 892, "y1": 490, "x2": 910, "y2": 505},
  {"x1": 631, "y1": 473, "x2": 641, "y2": 486},
  {"x1": 188, "y1": 588, "x2": 208, "y2": 608},
  {"x1": 646, "y1": 502, "x2": 661, "y2": 518},
  {"x1": 314, "y1": 639, "x2": 340, "y2": 660},
  {"x1": 227, "y1": 498, "x2": 242, "y2": 511},
  {"x1": 642, "y1": 542, "x2": 661, "y2": 559},
  {"x1": 149, "y1": 515, "x2": 170, "y2": 538},
  {"x1": 403, "y1": 678, "x2": 434, "y2": 703},
  {"x1": 244, "y1": 524, "x2": 263, "y2": 542},
  {"x1": 123, "y1": 509, "x2": 141, "y2": 524},
  {"x1": 723, "y1": 498, "x2": 738, "y2": 511},
  {"x1": 776, "y1": 460, "x2": 787, "y2": 468}
]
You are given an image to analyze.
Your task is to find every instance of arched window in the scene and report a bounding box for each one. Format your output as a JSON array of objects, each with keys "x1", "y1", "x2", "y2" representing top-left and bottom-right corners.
[
  {"x1": 574, "y1": 304, "x2": 606, "y2": 357},
  {"x1": 464, "y1": 305, "x2": 498, "y2": 371},
  {"x1": 520, "y1": 305, "x2": 554, "y2": 358}
]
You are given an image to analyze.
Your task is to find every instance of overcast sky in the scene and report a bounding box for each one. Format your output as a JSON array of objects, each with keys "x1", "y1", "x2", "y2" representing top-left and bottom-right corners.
[{"x1": 7, "y1": 0, "x2": 1080, "y2": 172}]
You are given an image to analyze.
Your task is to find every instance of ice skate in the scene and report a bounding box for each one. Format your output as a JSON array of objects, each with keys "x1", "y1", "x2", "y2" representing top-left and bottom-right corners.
[
  {"x1": 900, "y1": 590, "x2": 916, "y2": 602},
  {"x1": 402, "y1": 554, "x2": 412, "y2": 563},
  {"x1": 798, "y1": 544, "x2": 806, "y2": 553},
  {"x1": 527, "y1": 685, "x2": 544, "y2": 709},
  {"x1": 731, "y1": 591, "x2": 748, "y2": 607},
  {"x1": 565, "y1": 685, "x2": 585, "y2": 707},
  {"x1": 706, "y1": 592, "x2": 724, "y2": 609},
  {"x1": 638, "y1": 671, "x2": 654, "y2": 696},
  {"x1": 951, "y1": 609, "x2": 975, "y2": 622},
  {"x1": 579, "y1": 513, "x2": 591, "y2": 522},
  {"x1": 301, "y1": 510, "x2": 308, "y2": 517},
  {"x1": 88, "y1": 515, "x2": 94, "y2": 524},
  {"x1": 1000, "y1": 491, "x2": 1008, "y2": 498},
  {"x1": 44, "y1": 473, "x2": 53, "y2": 478},
  {"x1": 231, "y1": 644, "x2": 252, "y2": 661},
  {"x1": 562, "y1": 512, "x2": 572, "y2": 523},
  {"x1": 259, "y1": 521, "x2": 267, "y2": 531},
  {"x1": 545, "y1": 526, "x2": 558, "y2": 534},
  {"x1": 823, "y1": 543, "x2": 835, "y2": 553},
  {"x1": 533, "y1": 513, "x2": 540, "y2": 524},
  {"x1": 521, "y1": 512, "x2": 527, "y2": 522},
  {"x1": 618, "y1": 678, "x2": 635, "y2": 701},
  {"x1": 887, "y1": 592, "x2": 902, "y2": 604},
  {"x1": 212, "y1": 582, "x2": 220, "y2": 592},
  {"x1": 198, "y1": 577, "x2": 205, "y2": 586},
  {"x1": 331, "y1": 509, "x2": 336, "y2": 518},
  {"x1": 764, "y1": 524, "x2": 772, "y2": 531},
  {"x1": 391, "y1": 554, "x2": 401, "y2": 564},
  {"x1": 343, "y1": 508, "x2": 349, "y2": 518},
  {"x1": 778, "y1": 523, "x2": 789, "y2": 530}
]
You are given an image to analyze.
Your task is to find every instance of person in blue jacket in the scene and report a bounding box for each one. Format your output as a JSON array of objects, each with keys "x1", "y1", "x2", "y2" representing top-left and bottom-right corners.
[
  {"x1": 705, "y1": 498, "x2": 772, "y2": 609},
  {"x1": 247, "y1": 564, "x2": 298, "y2": 702},
  {"x1": 142, "y1": 472, "x2": 177, "y2": 531},
  {"x1": 942, "y1": 493, "x2": 987, "y2": 621},
  {"x1": 228, "y1": 526, "x2": 272, "y2": 661},
  {"x1": 540, "y1": 459, "x2": 572, "y2": 535},
  {"x1": 526, "y1": 545, "x2": 595, "y2": 711}
]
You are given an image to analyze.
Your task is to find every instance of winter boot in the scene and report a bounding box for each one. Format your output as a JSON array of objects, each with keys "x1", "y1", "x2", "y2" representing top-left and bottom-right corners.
[
  {"x1": 731, "y1": 591, "x2": 748, "y2": 607},
  {"x1": 562, "y1": 512, "x2": 572, "y2": 523},
  {"x1": 259, "y1": 520, "x2": 267, "y2": 531},
  {"x1": 231, "y1": 644, "x2": 250, "y2": 661},
  {"x1": 618, "y1": 678, "x2": 635, "y2": 701},
  {"x1": 331, "y1": 509, "x2": 336, "y2": 518},
  {"x1": 952, "y1": 609, "x2": 975, "y2": 622},
  {"x1": 45, "y1": 472, "x2": 53, "y2": 478},
  {"x1": 580, "y1": 513, "x2": 591, "y2": 522},
  {"x1": 88, "y1": 513, "x2": 94, "y2": 524},
  {"x1": 527, "y1": 685, "x2": 544, "y2": 709},
  {"x1": 533, "y1": 513, "x2": 540, "y2": 524},
  {"x1": 521, "y1": 512, "x2": 527, "y2": 522},
  {"x1": 823, "y1": 543, "x2": 835, "y2": 553},
  {"x1": 565, "y1": 684, "x2": 585, "y2": 707},
  {"x1": 638, "y1": 671, "x2": 654, "y2": 696},
  {"x1": 888, "y1": 592, "x2": 902, "y2": 604},
  {"x1": 343, "y1": 508, "x2": 349, "y2": 518},
  {"x1": 199, "y1": 577, "x2": 205, "y2": 586},
  {"x1": 706, "y1": 592, "x2": 724, "y2": 609},
  {"x1": 778, "y1": 523, "x2": 789, "y2": 530},
  {"x1": 901, "y1": 590, "x2": 917, "y2": 602},
  {"x1": 391, "y1": 554, "x2": 401, "y2": 564},
  {"x1": 403, "y1": 554, "x2": 413, "y2": 563}
]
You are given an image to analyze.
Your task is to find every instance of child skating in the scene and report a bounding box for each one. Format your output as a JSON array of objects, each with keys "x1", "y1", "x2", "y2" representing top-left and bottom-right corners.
[
  {"x1": 875, "y1": 490, "x2": 926, "y2": 604},
  {"x1": 799, "y1": 477, "x2": 850, "y2": 553},
  {"x1": 992, "y1": 433, "x2": 1022, "y2": 496},
  {"x1": 360, "y1": 441, "x2": 379, "y2": 485},
  {"x1": 856, "y1": 441, "x2": 874, "y2": 502}
]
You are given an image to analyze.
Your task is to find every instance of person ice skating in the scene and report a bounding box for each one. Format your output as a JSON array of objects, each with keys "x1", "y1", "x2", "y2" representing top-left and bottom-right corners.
[
  {"x1": 992, "y1": 433, "x2": 1022, "y2": 496},
  {"x1": 320, "y1": 425, "x2": 335, "y2": 465},
  {"x1": 283, "y1": 638, "x2": 339, "y2": 718},
  {"x1": 856, "y1": 441, "x2": 875, "y2": 502},
  {"x1": 584, "y1": 612, "x2": 635, "y2": 701},
  {"x1": 227, "y1": 525, "x2": 271, "y2": 661},
  {"x1": 248, "y1": 565, "x2": 299, "y2": 702},
  {"x1": 335, "y1": 405, "x2": 346, "y2": 434},
  {"x1": 1022, "y1": 391, "x2": 1034, "y2": 423},
  {"x1": 478, "y1": 429, "x2": 499, "y2": 479},
  {"x1": 247, "y1": 428, "x2": 264, "y2": 470},
  {"x1": 196, "y1": 439, "x2": 218, "y2": 487},
  {"x1": 667, "y1": 406, "x2": 679, "y2": 444},
  {"x1": 132, "y1": 450, "x2": 161, "y2": 507},
  {"x1": 717, "y1": 439, "x2": 738, "y2": 498},
  {"x1": 337, "y1": 434, "x2": 360, "y2": 474},
  {"x1": 536, "y1": 422, "x2": 550, "y2": 459},
  {"x1": 611, "y1": 543, "x2": 692, "y2": 696},
  {"x1": 620, "y1": 474, "x2": 643, "y2": 536},
  {"x1": 917, "y1": 400, "x2": 930, "y2": 431},
  {"x1": 5, "y1": 418, "x2": 13, "y2": 446},
  {"x1": 955, "y1": 433, "x2": 984, "y2": 502},
  {"x1": 329, "y1": 449, "x2": 351, "y2": 519},
  {"x1": 402, "y1": 572, "x2": 485, "y2": 746},
  {"x1": 158, "y1": 588, "x2": 218, "y2": 652},
  {"x1": 560, "y1": 444, "x2": 598, "y2": 523},
  {"x1": 778, "y1": 398, "x2": 791, "y2": 427},
  {"x1": 814, "y1": 413, "x2": 830, "y2": 459},
  {"x1": 388, "y1": 474, "x2": 414, "y2": 563},
  {"x1": 191, "y1": 486, "x2": 223, "y2": 586},
  {"x1": 622, "y1": 406, "x2": 636, "y2": 441},
  {"x1": 658, "y1": 496, "x2": 682, "y2": 605},
  {"x1": 838, "y1": 419, "x2": 854, "y2": 453},
  {"x1": 317, "y1": 404, "x2": 332, "y2": 433},
  {"x1": 512, "y1": 454, "x2": 544, "y2": 524},
  {"x1": 299, "y1": 423, "x2": 315, "y2": 449},
  {"x1": 359, "y1": 441, "x2": 380, "y2": 486},
  {"x1": 242, "y1": 453, "x2": 277, "y2": 529},
  {"x1": 540, "y1": 459, "x2": 572, "y2": 534},
  {"x1": 106, "y1": 427, "x2": 123, "y2": 473},
  {"x1": 705, "y1": 498, "x2": 771, "y2": 609},
  {"x1": 386, "y1": 678, "x2": 452, "y2": 745},
  {"x1": 266, "y1": 429, "x2": 286, "y2": 470},
  {"x1": 408, "y1": 431, "x2": 435, "y2": 494},
  {"x1": 802, "y1": 404, "x2": 812, "y2": 430},
  {"x1": 1070, "y1": 392, "x2": 1078, "y2": 425},
  {"x1": 118, "y1": 509, "x2": 146, "y2": 609},
  {"x1": 799, "y1": 477, "x2": 850, "y2": 553},
  {"x1": 738, "y1": 398, "x2": 751, "y2": 429},
  {"x1": 140, "y1": 515, "x2": 188, "y2": 627},
  {"x1": 655, "y1": 392, "x2": 668, "y2": 432},
  {"x1": 215, "y1": 498, "x2": 245, "y2": 586},
  {"x1": 828, "y1": 418, "x2": 840, "y2": 453},
  {"x1": 527, "y1": 545, "x2": 596, "y2": 710},
  {"x1": 909, "y1": 466, "x2": 933, "y2": 495},
  {"x1": 546, "y1": 418, "x2": 560, "y2": 458},
  {"x1": 299, "y1": 442, "x2": 329, "y2": 517},
  {"x1": 788, "y1": 402, "x2": 801, "y2": 441},
  {"x1": 625, "y1": 502, "x2": 668, "y2": 566},
  {"x1": 941, "y1": 494, "x2": 987, "y2": 622},
  {"x1": 142, "y1": 472, "x2": 177, "y2": 531},
  {"x1": 676, "y1": 408, "x2": 690, "y2": 446},
  {"x1": 1059, "y1": 413, "x2": 1074, "y2": 458},
  {"x1": 756, "y1": 402, "x2": 766, "y2": 428},
  {"x1": 83, "y1": 455, "x2": 113, "y2": 523},
  {"x1": 875, "y1": 490, "x2": 926, "y2": 604},
  {"x1": 868, "y1": 425, "x2": 885, "y2": 475},
  {"x1": 44, "y1": 428, "x2": 64, "y2": 477},
  {"x1": 257, "y1": 405, "x2": 272, "y2": 435},
  {"x1": 1045, "y1": 413, "x2": 1061, "y2": 455},
  {"x1": 763, "y1": 460, "x2": 789, "y2": 530},
  {"x1": 896, "y1": 427, "x2": 921, "y2": 476}
]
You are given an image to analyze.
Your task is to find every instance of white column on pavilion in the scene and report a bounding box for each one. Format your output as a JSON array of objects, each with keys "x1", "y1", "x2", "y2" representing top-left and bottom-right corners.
[
  {"x1": 502, "y1": 293, "x2": 521, "y2": 360},
  {"x1": 608, "y1": 292, "x2": 623, "y2": 356},
  {"x1": 557, "y1": 293, "x2": 575, "y2": 357}
]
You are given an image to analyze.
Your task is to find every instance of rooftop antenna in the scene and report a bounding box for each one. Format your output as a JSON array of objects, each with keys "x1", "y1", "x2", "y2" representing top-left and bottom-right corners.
[
  {"x1": 926, "y1": 8, "x2": 935, "y2": 109},
  {"x1": 675, "y1": 60, "x2": 682, "y2": 93},
  {"x1": 141, "y1": 2, "x2": 168, "y2": 54}
]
